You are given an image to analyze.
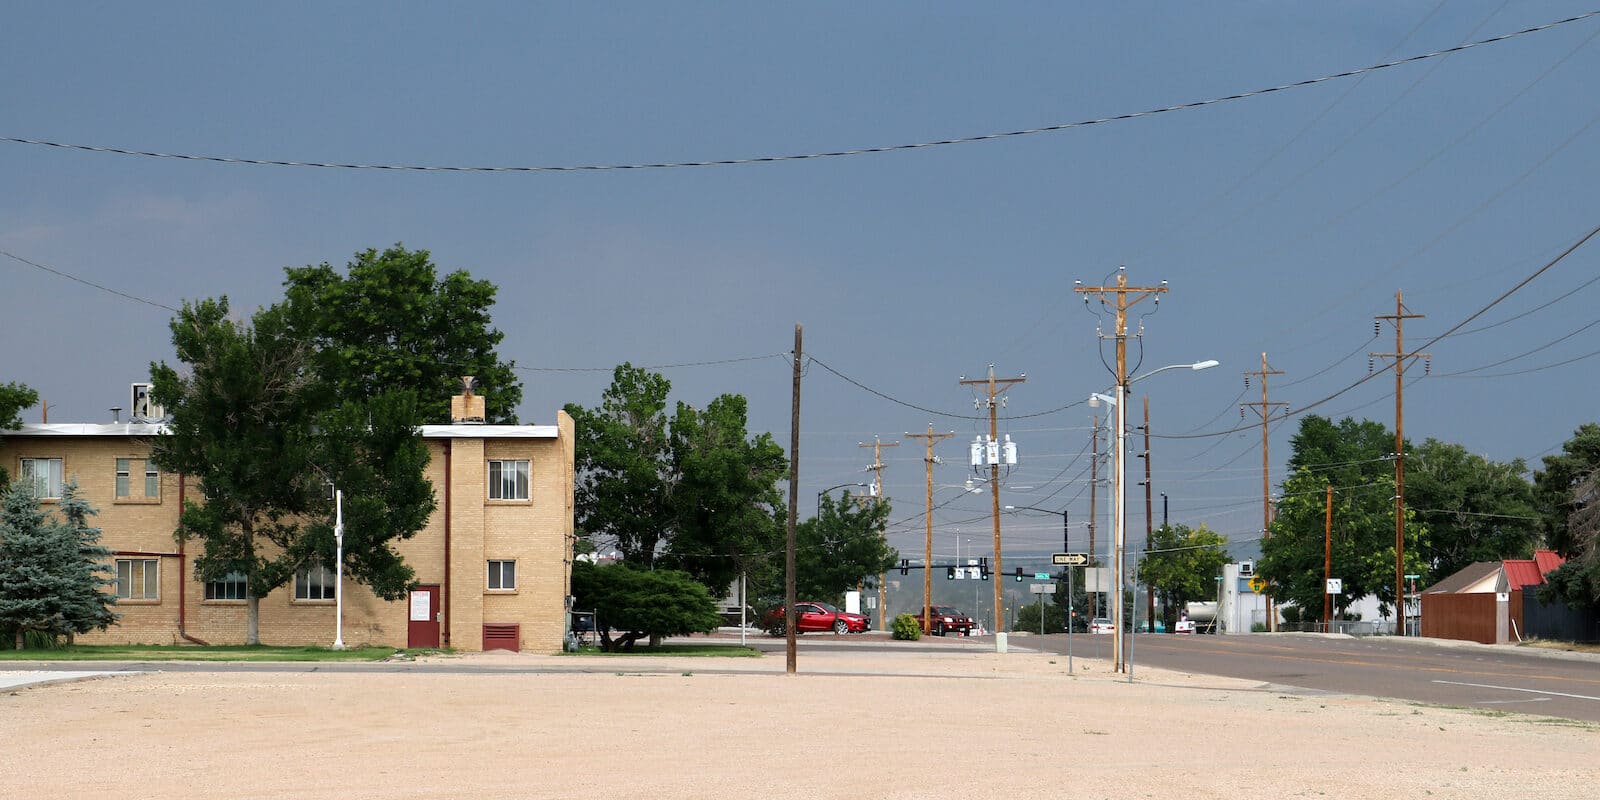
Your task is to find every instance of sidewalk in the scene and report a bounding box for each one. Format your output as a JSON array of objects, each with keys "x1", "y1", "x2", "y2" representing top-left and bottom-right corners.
[{"x1": 0, "y1": 669, "x2": 135, "y2": 691}]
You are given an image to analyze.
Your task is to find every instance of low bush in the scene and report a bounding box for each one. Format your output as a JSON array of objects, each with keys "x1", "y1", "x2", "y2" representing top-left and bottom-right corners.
[{"x1": 891, "y1": 613, "x2": 922, "y2": 640}]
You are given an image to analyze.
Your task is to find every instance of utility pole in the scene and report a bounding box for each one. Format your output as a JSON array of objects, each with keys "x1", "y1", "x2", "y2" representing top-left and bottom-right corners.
[
  {"x1": 1241, "y1": 352, "x2": 1285, "y2": 633},
  {"x1": 859, "y1": 435, "x2": 899, "y2": 631},
  {"x1": 786, "y1": 324, "x2": 802, "y2": 674},
  {"x1": 1324, "y1": 484, "x2": 1334, "y2": 627},
  {"x1": 1076, "y1": 271, "x2": 1167, "y2": 673},
  {"x1": 1141, "y1": 395, "x2": 1156, "y2": 631},
  {"x1": 906, "y1": 425, "x2": 954, "y2": 636},
  {"x1": 960, "y1": 365, "x2": 1025, "y2": 641},
  {"x1": 1087, "y1": 414, "x2": 1099, "y2": 620},
  {"x1": 1372, "y1": 291, "x2": 1427, "y2": 636}
]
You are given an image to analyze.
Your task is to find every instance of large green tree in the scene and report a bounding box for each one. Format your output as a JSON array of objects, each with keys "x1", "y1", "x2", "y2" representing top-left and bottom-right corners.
[
  {"x1": 150, "y1": 299, "x2": 324, "y2": 644},
  {"x1": 151, "y1": 298, "x2": 437, "y2": 643},
  {"x1": 1259, "y1": 415, "x2": 1425, "y2": 622},
  {"x1": 0, "y1": 381, "x2": 40, "y2": 488},
  {"x1": 1138, "y1": 523, "x2": 1230, "y2": 632},
  {"x1": 1533, "y1": 423, "x2": 1600, "y2": 557},
  {"x1": 0, "y1": 480, "x2": 117, "y2": 649},
  {"x1": 749, "y1": 491, "x2": 897, "y2": 604},
  {"x1": 280, "y1": 244, "x2": 522, "y2": 424},
  {"x1": 1406, "y1": 438, "x2": 1538, "y2": 579},
  {"x1": 565, "y1": 364, "x2": 789, "y2": 593},
  {"x1": 1536, "y1": 425, "x2": 1600, "y2": 609},
  {"x1": 569, "y1": 560, "x2": 722, "y2": 651},
  {"x1": 660, "y1": 395, "x2": 787, "y2": 591}
]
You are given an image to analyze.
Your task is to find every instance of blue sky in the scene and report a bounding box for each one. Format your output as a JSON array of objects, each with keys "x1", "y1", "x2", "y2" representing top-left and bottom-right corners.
[{"x1": 4, "y1": 2, "x2": 1598, "y2": 568}]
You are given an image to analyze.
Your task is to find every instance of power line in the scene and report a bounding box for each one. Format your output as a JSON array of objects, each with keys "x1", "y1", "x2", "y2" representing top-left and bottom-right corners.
[
  {"x1": 0, "y1": 248, "x2": 178, "y2": 312},
  {"x1": 4, "y1": 11, "x2": 1594, "y2": 174}
]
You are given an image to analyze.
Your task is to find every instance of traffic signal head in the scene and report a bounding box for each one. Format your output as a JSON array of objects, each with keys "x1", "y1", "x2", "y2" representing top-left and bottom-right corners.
[
  {"x1": 900, "y1": 559, "x2": 909, "y2": 576},
  {"x1": 1015, "y1": 567, "x2": 1023, "y2": 582},
  {"x1": 946, "y1": 566, "x2": 955, "y2": 580}
]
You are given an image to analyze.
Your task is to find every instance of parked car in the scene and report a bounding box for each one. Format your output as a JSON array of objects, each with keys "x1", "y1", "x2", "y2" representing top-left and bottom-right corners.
[
  {"x1": 761, "y1": 602, "x2": 869, "y2": 635},
  {"x1": 917, "y1": 606, "x2": 975, "y2": 636},
  {"x1": 1089, "y1": 617, "x2": 1115, "y2": 635}
]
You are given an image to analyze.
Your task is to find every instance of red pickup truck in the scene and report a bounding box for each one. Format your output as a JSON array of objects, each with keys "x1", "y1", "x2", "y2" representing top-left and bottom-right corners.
[{"x1": 918, "y1": 606, "x2": 975, "y2": 637}]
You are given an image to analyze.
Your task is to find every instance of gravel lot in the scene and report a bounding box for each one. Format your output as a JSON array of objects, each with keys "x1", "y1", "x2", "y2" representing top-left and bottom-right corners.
[{"x1": 2, "y1": 647, "x2": 1595, "y2": 799}]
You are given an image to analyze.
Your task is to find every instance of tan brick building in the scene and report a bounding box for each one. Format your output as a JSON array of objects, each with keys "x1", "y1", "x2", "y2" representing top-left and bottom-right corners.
[{"x1": 0, "y1": 398, "x2": 575, "y2": 653}]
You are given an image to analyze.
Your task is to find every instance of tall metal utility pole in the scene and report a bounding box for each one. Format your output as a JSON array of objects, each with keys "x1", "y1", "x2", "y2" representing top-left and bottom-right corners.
[
  {"x1": 1372, "y1": 291, "x2": 1427, "y2": 636},
  {"x1": 960, "y1": 365, "x2": 1025, "y2": 640},
  {"x1": 785, "y1": 324, "x2": 802, "y2": 674},
  {"x1": 1087, "y1": 414, "x2": 1099, "y2": 619},
  {"x1": 1241, "y1": 352, "x2": 1285, "y2": 632},
  {"x1": 859, "y1": 435, "x2": 899, "y2": 631},
  {"x1": 1141, "y1": 396, "x2": 1156, "y2": 631},
  {"x1": 1076, "y1": 271, "x2": 1166, "y2": 672},
  {"x1": 907, "y1": 425, "x2": 955, "y2": 636}
]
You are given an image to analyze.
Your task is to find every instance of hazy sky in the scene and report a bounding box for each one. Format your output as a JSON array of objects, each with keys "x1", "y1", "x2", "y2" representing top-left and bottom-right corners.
[{"x1": 5, "y1": 3, "x2": 1599, "y2": 569}]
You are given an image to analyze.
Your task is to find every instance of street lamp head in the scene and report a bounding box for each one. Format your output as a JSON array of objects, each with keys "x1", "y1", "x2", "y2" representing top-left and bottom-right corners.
[{"x1": 1190, "y1": 359, "x2": 1220, "y2": 371}]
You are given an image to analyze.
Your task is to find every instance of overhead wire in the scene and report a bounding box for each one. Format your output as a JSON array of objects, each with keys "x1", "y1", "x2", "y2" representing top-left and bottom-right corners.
[{"x1": 3, "y1": 10, "x2": 1595, "y2": 173}]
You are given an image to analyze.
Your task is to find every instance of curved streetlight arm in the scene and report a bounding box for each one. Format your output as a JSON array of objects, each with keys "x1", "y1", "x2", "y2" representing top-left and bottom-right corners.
[{"x1": 1127, "y1": 359, "x2": 1220, "y2": 386}]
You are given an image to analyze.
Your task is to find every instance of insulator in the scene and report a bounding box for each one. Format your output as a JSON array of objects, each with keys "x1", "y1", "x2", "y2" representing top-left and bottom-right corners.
[
  {"x1": 1243, "y1": 376, "x2": 1250, "y2": 388},
  {"x1": 1424, "y1": 358, "x2": 1431, "y2": 375},
  {"x1": 1374, "y1": 320, "x2": 1382, "y2": 336},
  {"x1": 1239, "y1": 408, "x2": 1246, "y2": 419},
  {"x1": 1367, "y1": 358, "x2": 1374, "y2": 373}
]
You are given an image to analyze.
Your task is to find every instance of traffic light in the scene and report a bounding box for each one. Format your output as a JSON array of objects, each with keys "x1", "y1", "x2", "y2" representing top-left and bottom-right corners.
[
  {"x1": 899, "y1": 559, "x2": 909, "y2": 576},
  {"x1": 980, "y1": 557, "x2": 990, "y2": 580},
  {"x1": 945, "y1": 566, "x2": 955, "y2": 580},
  {"x1": 1015, "y1": 567, "x2": 1024, "y2": 582}
]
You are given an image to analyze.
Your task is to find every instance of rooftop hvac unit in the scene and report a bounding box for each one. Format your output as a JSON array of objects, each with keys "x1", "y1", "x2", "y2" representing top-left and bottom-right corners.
[{"x1": 131, "y1": 382, "x2": 164, "y2": 422}]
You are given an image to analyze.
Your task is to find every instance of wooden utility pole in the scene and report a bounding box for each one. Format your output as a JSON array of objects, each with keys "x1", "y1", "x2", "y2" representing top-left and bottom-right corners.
[
  {"x1": 959, "y1": 365, "x2": 1025, "y2": 637},
  {"x1": 1241, "y1": 352, "x2": 1286, "y2": 632},
  {"x1": 1142, "y1": 395, "x2": 1156, "y2": 630},
  {"x1": 1076, "y1": 271, "x2": 1166, "y2": 672},
  {"x1": 860, "y1": 436, "x2": 899, "y2": 631},
  {"x1": 786, "y1": 324, "x2": 801, "y2": 674},
  {"x1": 1372, "y1": 291, "x2": 1427, "y2": 636},
  {"x1": 1324, "y1": 484, "x2": 1334, "y2": 626},
  {"x1": 907, "y1": 425, "x2": 955, "y2": 636},
  {"x1": 1087, "y1": 414, "x2": 1099, "y2": 619}
]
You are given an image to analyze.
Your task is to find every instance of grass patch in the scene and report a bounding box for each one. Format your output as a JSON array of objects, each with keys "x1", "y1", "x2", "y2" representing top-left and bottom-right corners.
[
  {"x1": 564, "y1": 644, "x2": 761, "y2": 658},
  {"x1": 0, "y1": 644, "x2": 401, "y2": 662}
]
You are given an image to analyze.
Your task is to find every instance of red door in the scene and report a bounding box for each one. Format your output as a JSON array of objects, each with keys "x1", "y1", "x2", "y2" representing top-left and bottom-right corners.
[{"x1": 408, "y1": 585, "x2": 441, "y2": 648}]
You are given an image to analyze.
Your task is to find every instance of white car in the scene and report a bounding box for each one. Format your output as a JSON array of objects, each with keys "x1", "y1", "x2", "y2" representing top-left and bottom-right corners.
[{"x1": 1089, "y1": 617, "x2": 1114, "y2": 634}]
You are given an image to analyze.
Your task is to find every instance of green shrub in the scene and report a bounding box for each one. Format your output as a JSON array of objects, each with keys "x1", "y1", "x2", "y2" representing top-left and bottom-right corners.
[{"x1": 891, "y1": 613, "x2": 922, "y2": 640}]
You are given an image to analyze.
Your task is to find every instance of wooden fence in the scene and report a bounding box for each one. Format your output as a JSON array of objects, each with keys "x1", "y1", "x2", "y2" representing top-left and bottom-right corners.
[{"x1": 1419, "y1": 592, "x2": 1500, "y2": 644}]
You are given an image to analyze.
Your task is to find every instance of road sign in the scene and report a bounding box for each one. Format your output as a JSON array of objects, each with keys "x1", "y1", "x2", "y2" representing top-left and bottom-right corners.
[
  {"x1": 1028, "y1": 583, "x2": 1056, "y2": 594},
  {"x1": 1326, "y1": 578, "x2": 1342, "y2": 595},
  {"x1": 1033, "y1": 572, "x2": 1050, "y2": 580},
  {"x1": 1248, "y1": 575, "x2": 1267, "y2": 594},
  {"x1": 1052, "y1": 552, "x2": 1089, "y2": 566}
]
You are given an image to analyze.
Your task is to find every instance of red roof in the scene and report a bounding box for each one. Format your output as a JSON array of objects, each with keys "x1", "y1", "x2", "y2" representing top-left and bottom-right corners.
[{"x1": 1501, "y1": 550, "x2": 1566, "y2": 590}]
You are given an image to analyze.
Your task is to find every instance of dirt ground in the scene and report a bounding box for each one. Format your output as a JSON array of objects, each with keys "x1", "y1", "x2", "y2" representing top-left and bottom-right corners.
[{"x1": 2, "y1": 647, "x2": 1596, "y2": 799}]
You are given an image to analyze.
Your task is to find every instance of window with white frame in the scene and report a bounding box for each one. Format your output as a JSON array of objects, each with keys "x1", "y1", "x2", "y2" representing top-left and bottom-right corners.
[
  {"x1": 294, "y1": 564, "x2": 337, "y2": 600},
  {"x1": 205, "y1": 571, "x2": 247, "y2": 601},
  {"x1": 487, "y1": 460, "x2": 530, "y2": 500},
  {"x1": 115, "y1": 558, "x2": 159, "y2": 600},
  {"x1": 20, "y1": 457, "x2": 64, "y2": 499},
  {"x1": 116, "y1": 458, "x2": 131, "y2": 497},
  {"x1": 144, "y1": 461, "x2": 160, "y2": 497},
  {"x1": 487, "y1": 559, "x2": 516, "y2": 590}
]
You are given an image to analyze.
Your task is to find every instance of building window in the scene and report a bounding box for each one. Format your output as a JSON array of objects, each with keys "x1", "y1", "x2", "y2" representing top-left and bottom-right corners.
[
  {"x1": 488, "y1": 560, "x2": 516, "y2": 590},
  {"x1": 145, "y1": 462, "x2": 160, "y2": 497},
  {"x1": 116, "y1": 458, "x2": 161, "y2": 500},
  {"x1": 115, "y1": 559, "x2": 159, "y2": 601},
  {"x1": 19, "y1": 457, "x2": 64, "y2": 499},
  {"x1": 116, "y1": 458, "x2": 131, "y2": 498},
  {"x1": 205, "y1": 572, "x2": 247, "y2": 601},
  {"x1": 294, "y1": 564, "x2": 337, "y2": 601},
  {"x1": 487, "y1": 460, "x2": 530, "y2": 500}
]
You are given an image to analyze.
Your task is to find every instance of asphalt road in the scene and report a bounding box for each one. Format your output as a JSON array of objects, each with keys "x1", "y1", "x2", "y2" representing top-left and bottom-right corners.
[{"x1": 1029, "y1": 631, "x2": 1600, "y2": 722}]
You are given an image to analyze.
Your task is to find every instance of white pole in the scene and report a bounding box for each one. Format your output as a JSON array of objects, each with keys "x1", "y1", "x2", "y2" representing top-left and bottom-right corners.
[
  {"x1": 739, "y1": 571, "x2": 747, "y2": 647},
  {"x1": 333, "y1": 489, "x2": 345, "y2": 650},
  {"x1": 1113, "y1": 383, "x2": 1127, "y2": 672}
]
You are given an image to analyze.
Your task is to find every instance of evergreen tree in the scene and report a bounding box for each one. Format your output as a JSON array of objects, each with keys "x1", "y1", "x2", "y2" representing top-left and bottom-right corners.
[{"x1": 0, "y1": 480, "x2": 117, "y2": 649}]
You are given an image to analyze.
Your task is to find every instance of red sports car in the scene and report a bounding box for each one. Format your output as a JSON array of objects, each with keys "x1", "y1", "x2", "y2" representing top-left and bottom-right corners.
[{"x1": 762, "y1": 602, "x2": 869, "y2": 635}]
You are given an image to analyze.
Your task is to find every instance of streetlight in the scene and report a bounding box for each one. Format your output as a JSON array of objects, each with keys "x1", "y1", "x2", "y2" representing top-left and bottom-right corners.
[
  {"x1": 1090, "y1": 358, "x2": 1217, "y2": 672},
  {"x1": 332, "y1": 488, "x2": 345, "y2": 651},
  {"x1": 816, "y1": 482, "x2": 869, "y2": 516}
]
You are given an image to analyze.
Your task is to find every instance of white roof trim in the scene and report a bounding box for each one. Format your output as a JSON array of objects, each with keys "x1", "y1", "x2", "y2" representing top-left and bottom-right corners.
[
  {"x1": 9, "y1": 422, "x2": 558, "y2": 439},
  {"x1": 420, "y1": 425, "x2": 559, "y2": 439}
]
